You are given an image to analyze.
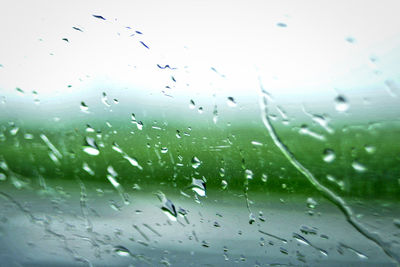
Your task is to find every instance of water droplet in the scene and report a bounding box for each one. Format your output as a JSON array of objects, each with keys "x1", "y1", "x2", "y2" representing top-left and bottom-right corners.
[
  {"x1": 306, "y1": 197, "x2": 318, "y2": 209},
  {"x1": 189, "y1": 99, "x2": 195, "y2": 109},
  {"x1": 221, "y1": 180, "x2": 228, "y2": 190},
  {"x1": 191, "y1": 156, "x2": 201, "y2": 169},
  {"x1": 227, "y1": 97, "x2": 236, "y2": 107},
  {"x1": 277, "y1": 22, "x2": 287, "y2": 27},
  {"x1": 198, "y1": 107, "x2": 203, "y2": 114},
  {"x1": 82, "y1": 162, "x2": 95, "y2": 175},
  {"x1": 345, "y1": 36, "x2": 356, "y2": 43},
  {"x1": 191, "y1": 178, "x2": 206, "y2": 197},
  {"x1": 80, "y1": 101, "x2": 89, "y2": 113},
  {"x1": 114, "y1": 246, "x2": 132, "y2": 257},
  {"x1": 82, "y1": 137, "x2": 99, "y2": 156},
  {"x1": 245, "y1": 169, "x2": 253, "y2": 180},
  {"x1": 393, "y1": 219, "x2": 400, "y2": 228},
  {"x1": 161, "y1": 147, "x2": 168, "y2": 153},
  {"x1": 9, "y1": 126, "x2": 19, "y2": 136},
  {"x1": 123, "y1": 155, "x2": 143, "y2": 170},
  {"x1": 86, "y1": 124, "x2": 95, "y2": 133},
  {"x1": 364, "y1": 145, "x2": 376, "y2": 154},
  {"x1": 213, "y1": 105, "x2": 218, "y2": 124},
  {"x1": 0, "y1": 173, "x2": 6, "y2": 181},
  {"x1": 201, "y1": 240, "x2": 209, "y2": 248},
  {"x1": 157, "y1": 192, "x2": 177, "y2": 221},
  {"x1": 334, "y1": 95, "x2": 349, "y2": 112},
  {"x1": 352, "y1": 161, "x2": 367, "y2": 172},
  {"x1": 299, "y1": 125, "x2": 326, "y2": 141},
  {"x1": 261, "y1": 174, "x2": 268, "y2": 182},
  {"x1": 249, "y1": 213, "x2": 256, "y2": 224},
  {"x1": 92, "y1": 14, "x2": 106, "y2": 20},
  {"x1": 16, "y1": 87, "x2": 24, "y2": 96},
  {"x1": 101, "y1": 92, "x2": 111, "y2": 107},
  {"x1": 323, "y1": 149, "x2": 336, "y2": 163}
]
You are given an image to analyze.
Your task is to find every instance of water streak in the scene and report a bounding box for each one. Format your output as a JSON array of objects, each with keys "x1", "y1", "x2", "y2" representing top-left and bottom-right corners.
[{"x1": 258, "y1": 80, "x2": 399, "y2": 263}]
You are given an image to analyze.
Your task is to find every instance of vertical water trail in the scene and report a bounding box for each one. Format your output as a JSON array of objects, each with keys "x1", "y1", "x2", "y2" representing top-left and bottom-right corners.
[{"x1": 258, "y1": 84, "x2": 399, "y2": 263}]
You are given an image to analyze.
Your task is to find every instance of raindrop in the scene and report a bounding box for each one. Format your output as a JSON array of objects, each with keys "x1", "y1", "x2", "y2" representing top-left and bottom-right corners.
[
  {"x1": 261, "y1": 174, "x2": 268, "y2": 182},
  {"x1": 352, "y1": 161, "x2": 367, "y2": 172},
  {"x1": 190, "y1": 178, "x2": 206, "y2": 197},
  {"x1": 277, "y1": 22, "x2": 287, "y2": 27},
  {"x1": 345, "y1": 36, "x2": 356, "y2": 43},
  {"x1": 221, "y1": 180, "x2": 228, "y2": 190},
  {"x1": 198, "y1": 107, "x2": 203, "y2": 114},
  {"x1": 213, "y1": 105, "x2": 218, "y2": 124},
  {"x1": 161, "y1": 147, "x2": 168, "y2": 153},
  {"x1": 9, "y1": 126, "x2": 19, "y2": 136},
  {"x1": 15, "y1": 87, "x2": 25, "y2": 96},
  {"x1": 334, "y1": 95, "x2": 349, "y2": 112},
  {"x1": 249, "y1": 213, "x2": 256, "y2": 224},
  {"x1": 189, "y1": 100, "x2": 195, "y2": 109},
  {"x1": 323, "y1": 149, "x2": 336, "y2": 163},
  {"x1": 201, "y1": 240, "x2": 209, "y2": 248},
  {"x1": 86, "y1": 124, "x2": 95, "y2": 133},
  {"x1": 157, "y1": 192, "x2": 177, "y2": 221},
  {"x1": 227, "y1": 97, "x2": 236, "y2": 107},
  {"x1": 245, "y1": 169, "x2": 253, "y2": 180},
  {"x1": 82, "y1": 162, "x2": 95, "y2": 175},
  {"x1": 306, "y1": 197, "x2": 318, "y2": 209},
  {"x1": 102, "y1": 92, "x2": 111, "y2": 107},
  {"x1": 191, "y1": 156, "x2": 201, "y2": 169},
  {"x1": 80, "y1": 101, "x2": 89, "y2": 113},
  {"x1": 82, "y1": 137, "x2": 99, "y2": 156},
  {"x1": 364, "y1": 145, "x2": 376, "y2": 154},
  {"x1": 92, "y1": 14, "x2": 106, "y2": 20},
  {"x1": 114, "y1": 246, "x2": 132, "y2": 257}
]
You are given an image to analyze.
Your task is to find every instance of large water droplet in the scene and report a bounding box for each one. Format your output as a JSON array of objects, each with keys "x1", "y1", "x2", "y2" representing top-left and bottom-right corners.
[
  {"x1": 114, "y1": 246, "x2": 132, "y2": 257},
  {"x1": 191, "y1": 178, "x2": 206, "y2": 197}
]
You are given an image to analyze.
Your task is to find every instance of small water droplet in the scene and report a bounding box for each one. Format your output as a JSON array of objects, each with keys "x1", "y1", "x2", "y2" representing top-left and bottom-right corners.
[
  {"x1": 334, "y1": 95, "x2": 349, "y2": 112},
  {"x1": 227, "y1": 97, "x2": 236, "y2": 107},
  {"x1": 189, "y1": 99, "x2": 195, "y2": 109},
  {"x1": 277, "y1": 22, "x2": 287, "y2": 27},
  {"x1": 213, "y1": 105, "x2": 218, "y2": 124},
  {"x1": 323, "y1": 149, "x2": 336, "y2": 163},
  {"x1": 364, "y1": 145, "x2": 376, "y2": 154},
  {"x1": 82, "y1": 162, "x2": 95, "y2": 175},
  {"x1": 306, "y1": 197, "x2": 318, "y2": 209},
  {"x1": 82, "y1": 137, "x2": 99, "y2": 155},
  {"x1": 80, "y1": 101, "x2": 89, "y2": 113},
  {"x1": 161, "y1": 147, "x2": 168, "y2": 154},
  {"x1": 261, "y1": 174, "x2": 268, "y2": 182},
  {"x1": 249, "y1": 213, "x2": 256, "y2": 224},
  {"x1": 221, "y1": 180, "x2": 228, "y2": 190},
  {"x1": 191, "y1": 156, "x2": 201, "y2": 169},
  {"x1": 16, "y1": 87, "x2": 25, "y2": 96},
  {"x1": 201, "y1": 240, "x2": 209, "y2": 248},
  {"x1": 245, "y1": 169, "x2": 253, "y2": 180},
  {"x1": 345, "y1": 36, "x2": 356, "y2": 43}
]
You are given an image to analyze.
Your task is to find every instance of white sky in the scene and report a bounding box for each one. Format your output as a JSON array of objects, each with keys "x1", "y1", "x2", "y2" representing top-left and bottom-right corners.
[{"x1": 0, "y1": 0, "x2": 400, "y2": 101}]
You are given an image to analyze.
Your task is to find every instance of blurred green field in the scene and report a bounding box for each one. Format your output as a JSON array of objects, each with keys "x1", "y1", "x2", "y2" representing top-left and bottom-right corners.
[{"x1": 1, "y1": 115, "x2": 399, "y2": 200}]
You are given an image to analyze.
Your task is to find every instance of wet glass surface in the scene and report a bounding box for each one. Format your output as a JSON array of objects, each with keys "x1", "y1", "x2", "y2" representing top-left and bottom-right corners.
[{"x1": 1, "y1": 1, "x2": 400, "y2": 266}]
